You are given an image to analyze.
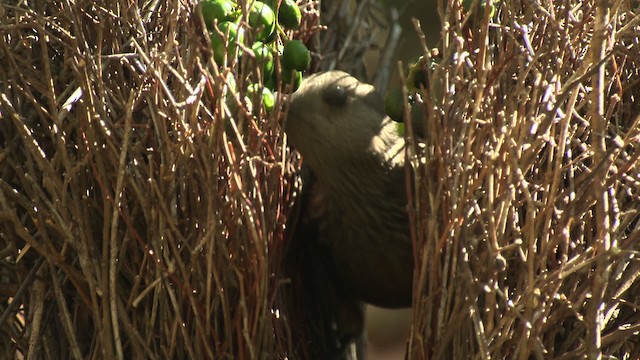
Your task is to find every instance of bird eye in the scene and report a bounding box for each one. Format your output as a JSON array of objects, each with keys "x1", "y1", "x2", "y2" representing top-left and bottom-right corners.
[{"x1": 322, "y1": 85, "x2": 348, "y2": 107}]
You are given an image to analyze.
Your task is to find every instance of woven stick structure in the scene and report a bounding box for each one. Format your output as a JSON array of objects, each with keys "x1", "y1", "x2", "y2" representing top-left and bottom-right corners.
[{"x1": 1, "y1": 0, "x2": 639, "y2": 359}]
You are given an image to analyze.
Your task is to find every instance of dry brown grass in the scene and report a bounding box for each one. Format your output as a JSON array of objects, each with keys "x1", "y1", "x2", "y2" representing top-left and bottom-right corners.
[
  {"x1": 406, "y1": 1, "x2": 640, "y2": 359},
  {"x1": 0, "y1": 0, "x2": 319, "y2": 358},
  {"x1": 1, "y1": 0, "x2": 640, "y2": 359}
]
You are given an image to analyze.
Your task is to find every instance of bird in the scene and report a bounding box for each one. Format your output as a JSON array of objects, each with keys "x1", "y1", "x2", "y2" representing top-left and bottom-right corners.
[{"x1": 284, "y1": 70, "x2": 414, "y2": 359}]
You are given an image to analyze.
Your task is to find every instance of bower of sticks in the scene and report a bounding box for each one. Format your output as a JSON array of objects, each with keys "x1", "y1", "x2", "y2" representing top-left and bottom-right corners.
[{"x1": 1, "y1": 0, "x2": 639, "y2": 359}]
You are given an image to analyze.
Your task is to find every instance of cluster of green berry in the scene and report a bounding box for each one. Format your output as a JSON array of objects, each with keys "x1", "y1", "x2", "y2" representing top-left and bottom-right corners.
[
  {"x1": 202, "y1": 0, "x2": 311, "y2": 112},
  {"x1": 462, "y1": 0, "x2": 495, "y2": 18},
  {"x1": 384, "y1": 56, "x2": 440, "y2": 138}
]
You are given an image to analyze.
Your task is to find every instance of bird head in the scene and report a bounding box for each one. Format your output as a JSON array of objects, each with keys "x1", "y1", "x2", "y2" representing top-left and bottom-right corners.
[{"x1": 284, "y1": 71, "x2": 400, "y2": 172}]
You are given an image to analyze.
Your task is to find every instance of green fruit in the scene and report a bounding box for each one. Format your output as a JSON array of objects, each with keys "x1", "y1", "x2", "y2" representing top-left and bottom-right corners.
[
  {"x1": 247, "y1": 84, "x2": 275, "y2": 113},
  {"x1": 407, "y1": 55, "x2": 443, "y2": 103},
  {"x1": 262, "y1": 89, "x2": 275, "y2": 112},
  {"x1": 384, "y1": 88, "x2": 405, "y2": 123},
  {"x1": 201, "y1": 0, "x2": 235, "y2": 29},
  {"x1": 278, "y1": 0, "x2": 302, "y2": 30},
  {"x1": 224, "y1": 73, "x2": 240, "y2": 129},
  {"x1": 211, "y1": 21, "x2": 244, "y2": 65},
  {"x1": 462, "y1": 0, "x2": 495, "y2": 18},
  {"x1": 251, "y1": 42, "x2": 274, "y2": 78},
  {"x1": 407, "y1": 56, "x2": 440, "y2": 91},
  {"x1": 280, "y1": 68, "x2": 302, "y2": 92},
  {"x1": 282, "y1": 40, "x2": 310, "y2": 71},
  {"x1": 249, "y1": 1, "x2": 276, "y2": 42}
]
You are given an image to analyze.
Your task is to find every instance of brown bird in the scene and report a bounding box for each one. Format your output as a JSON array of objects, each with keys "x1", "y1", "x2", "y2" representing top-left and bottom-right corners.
[{"x1": 285, "y1": 71, "x2": 413, "y2": 358}]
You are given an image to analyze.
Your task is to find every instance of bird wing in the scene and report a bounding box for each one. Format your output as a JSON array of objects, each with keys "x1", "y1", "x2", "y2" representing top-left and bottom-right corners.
[{"x1": 284, "y1": 165, "x2": 363, "y2": 360}]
